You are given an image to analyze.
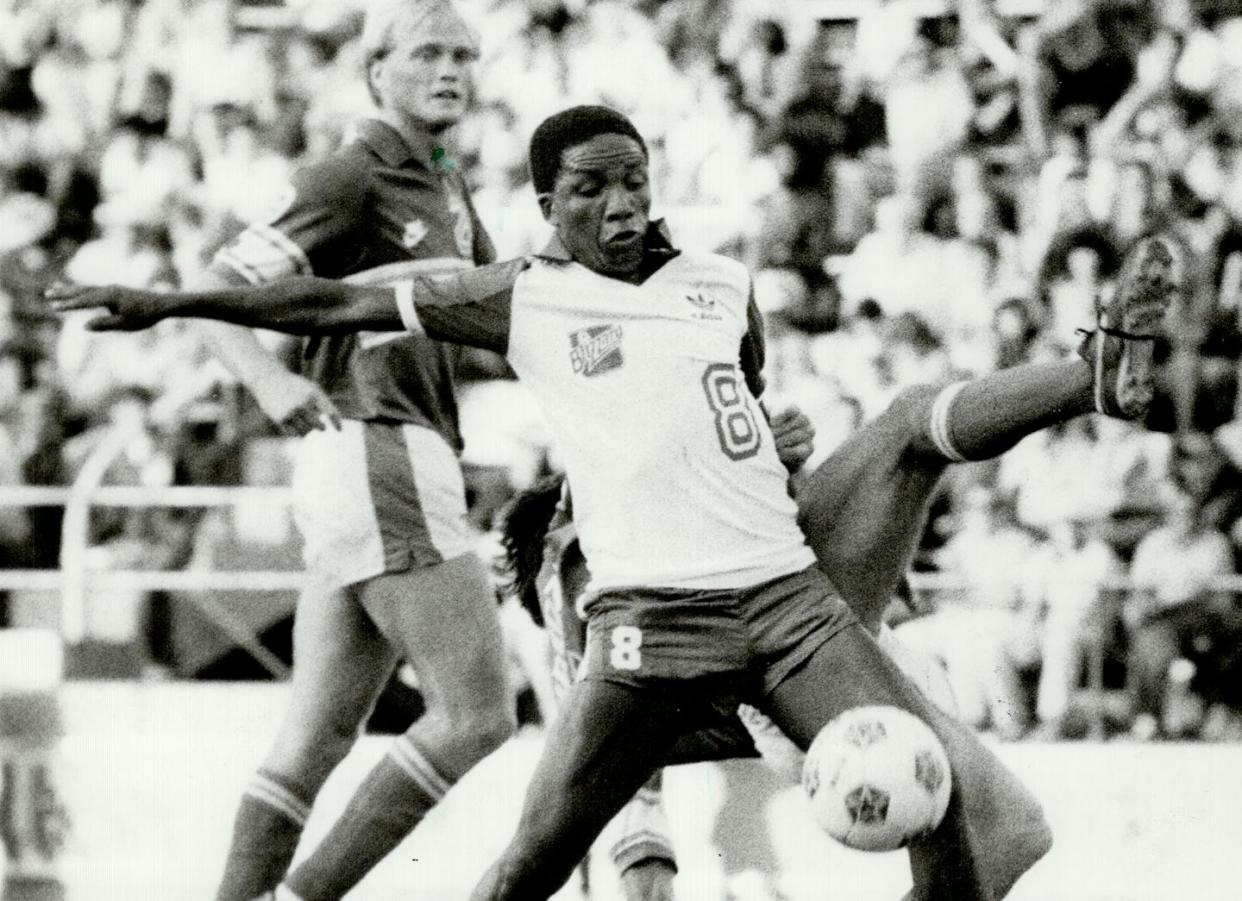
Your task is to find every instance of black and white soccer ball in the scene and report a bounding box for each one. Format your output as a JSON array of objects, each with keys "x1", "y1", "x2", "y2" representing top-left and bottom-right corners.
[{"x1": 802, "y1": 705, "x2": 951, "y2": 852}]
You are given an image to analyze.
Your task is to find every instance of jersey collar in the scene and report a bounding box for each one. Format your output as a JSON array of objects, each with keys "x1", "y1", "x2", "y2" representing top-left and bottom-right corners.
[
  {"x1": 354, "y1": 118, "x2": 443, "y2": 171},
  {"x1": 534, "y1": 219, "x2": 681, "y2": 266}
]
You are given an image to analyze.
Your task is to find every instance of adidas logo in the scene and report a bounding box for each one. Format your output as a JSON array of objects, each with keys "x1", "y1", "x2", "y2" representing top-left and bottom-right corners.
[{"x1": 686, "y1": 291, "x2": 722, "y2": 320}]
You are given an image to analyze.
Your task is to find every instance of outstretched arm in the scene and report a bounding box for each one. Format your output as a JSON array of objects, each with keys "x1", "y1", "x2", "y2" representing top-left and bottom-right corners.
[
  {"x1": 48, "y1": 276, "x2": 399, "y2": 336},
  {"x1": 49, "y1": 258, "x2": 522, "y2": 352}
]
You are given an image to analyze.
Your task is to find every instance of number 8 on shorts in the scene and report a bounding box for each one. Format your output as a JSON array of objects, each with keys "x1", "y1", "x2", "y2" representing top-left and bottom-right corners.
[{"x1": 609, "y1": 625, "x2": 643, "y2": 671}]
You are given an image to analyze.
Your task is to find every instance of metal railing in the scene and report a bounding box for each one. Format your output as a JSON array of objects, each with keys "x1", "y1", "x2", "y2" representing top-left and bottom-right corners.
[
  {"x1": 3, "y1": 481, "x2": 1241, "y2": 737},
  {"x1": 0, "y1": 482, "x2": 301, "y2": 678}
]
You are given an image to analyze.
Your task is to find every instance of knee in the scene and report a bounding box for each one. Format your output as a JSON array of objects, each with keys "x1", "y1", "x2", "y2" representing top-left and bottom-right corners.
[
  {"x1": 991, "y1": 780, "x2": 1054, "y2": 890},
  {"x1": 1031, "y1": 812, "x2": 1054, "y2": 864},
  {"x1": 268, "y1": 715, "x2": 359, "y2": 785},
  {"x1": 1014, "y1": 799, "x2": 1053, "y2": 864},
  {"x1": 1009, "y1": 806, "x2": 1054, "y2": 893},
  {"x1": 460, "y1": 710, "x2": 517, "y2": 758},
  {"x1": 419, "y1": 701, "x2": 516, "y2": 764},
  {"x1": 886, "y1": 385, "x2": 950, "y2": 462}
]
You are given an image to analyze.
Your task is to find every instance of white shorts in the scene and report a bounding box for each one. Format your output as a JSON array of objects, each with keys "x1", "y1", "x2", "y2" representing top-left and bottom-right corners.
[{"x1": 291, "y1": 420, "x2": 475, "y2": 589}]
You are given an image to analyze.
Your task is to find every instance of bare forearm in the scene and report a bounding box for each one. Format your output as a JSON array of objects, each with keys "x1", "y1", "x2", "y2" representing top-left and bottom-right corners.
[{"x1": 164, "y1": 277, "x2": 400, "y2": 335}]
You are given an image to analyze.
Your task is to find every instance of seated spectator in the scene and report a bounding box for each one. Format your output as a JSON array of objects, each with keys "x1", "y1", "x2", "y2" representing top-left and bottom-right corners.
[
  {"x1": 1171, "y1": 431, "x2": 1242, "y2": 555},
  {"x1": 998, "y1": 402, "x2": 1151, "y2": 535},
  {"x1": 991, "y1": 297, "x2": 1048, "y2": 370},
  {"x1": 1035, "y1": 224, "x2": 1122, "y2": 345},
  {"x1": 1126, "y1": 483, "x2": 1237, "y2": 739},
  {"x1": 895, "y1": 486, "x2": 1039, "y2": 738},
  {"x1": 1023, "y1": 518, "x2": 1123, "y2": 738}
]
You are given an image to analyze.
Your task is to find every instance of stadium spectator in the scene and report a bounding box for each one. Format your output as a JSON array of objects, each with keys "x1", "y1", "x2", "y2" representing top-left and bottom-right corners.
[
  {"x1": 1019, "y1": 0, "x2": 1153, "y2": 161},
  {"x1": 1126, "y1": 483, "x2": 1237, "y2": 739},
  {"x1": 895, "y1": 486, "x2": 1038, "y2": 739},
  {"x1": 0, "y1": 0, "x2": 1240, "y2": 752},
  {"x1": 1022, "y1": 518, "x2": 1123, "y2": 738}
]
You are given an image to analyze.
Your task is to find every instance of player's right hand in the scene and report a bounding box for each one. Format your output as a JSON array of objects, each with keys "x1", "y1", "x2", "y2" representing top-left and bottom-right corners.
[
  {"x1": 770, "y1": 405, "x2": 816, "y2": 473},
  {"x1": 45, "y1": 282, "x2": 166, "y2": 331},
  {"x1": 619, "y1": 857, "x2": 675, "y2": 901},
  {"x1": 256, "y1": 370, "x2": 343, "y2": 436}
]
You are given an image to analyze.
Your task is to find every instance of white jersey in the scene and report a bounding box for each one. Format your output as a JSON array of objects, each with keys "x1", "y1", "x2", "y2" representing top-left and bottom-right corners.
[{"x1": 395, "y1": 223, "x2": 816, "y2": 595}]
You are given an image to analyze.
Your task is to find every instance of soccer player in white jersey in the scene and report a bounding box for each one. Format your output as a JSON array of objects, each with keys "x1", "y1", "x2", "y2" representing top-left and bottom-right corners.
[
  {"x1": 49, "y1": 105, "x2": 1185, "y2": 900},
  {"x1": 184, "y1": 4, "x2": 515, "y2": 901},
  {"x1": 502, "y1": 223, "x2": 1182, "y2": 895}
]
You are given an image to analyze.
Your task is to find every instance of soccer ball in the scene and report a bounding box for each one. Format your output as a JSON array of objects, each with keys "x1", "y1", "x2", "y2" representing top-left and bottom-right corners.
[{"x1": 802, "y1": 705, "x2": 951, "y2": 852}]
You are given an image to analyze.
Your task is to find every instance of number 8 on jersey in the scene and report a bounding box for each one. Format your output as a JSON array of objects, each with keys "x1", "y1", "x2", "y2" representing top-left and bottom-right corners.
[
  {"x1": 609, "y1": 625, "x2": 643, "y2": 671},
  {"x1": 702, "y1": 363, "x2": 761, "y2": 460}
]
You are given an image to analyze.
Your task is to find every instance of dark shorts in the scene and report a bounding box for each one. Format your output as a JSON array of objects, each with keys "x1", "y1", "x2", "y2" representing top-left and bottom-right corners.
[{"x1": 581, "y1": 565, "x2": 856, "y2": 699}]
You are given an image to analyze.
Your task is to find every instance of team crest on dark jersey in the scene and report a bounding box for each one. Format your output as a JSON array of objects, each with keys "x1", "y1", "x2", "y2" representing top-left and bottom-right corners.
[
  {"x1": 569, "y1": 325, "x2": 624, "y2": 377},
  {"x1": 402, "y1": 219, "x2": 429, "y2": 249}
]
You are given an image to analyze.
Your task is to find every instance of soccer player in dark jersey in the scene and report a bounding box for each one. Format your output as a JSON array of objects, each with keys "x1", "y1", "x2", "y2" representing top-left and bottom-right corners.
[
  {"x1": 49, "y1": 106, "x2": 1185, "y2": 901},
  {"x1": 184, "y1": 4, "x2": 513, "y2": 900}
]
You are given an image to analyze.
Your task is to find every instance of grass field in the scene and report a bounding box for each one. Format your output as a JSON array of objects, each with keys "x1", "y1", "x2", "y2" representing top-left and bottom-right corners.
[{"x1": 44, "y1": 683, "x2": 1242, "y2": 901}]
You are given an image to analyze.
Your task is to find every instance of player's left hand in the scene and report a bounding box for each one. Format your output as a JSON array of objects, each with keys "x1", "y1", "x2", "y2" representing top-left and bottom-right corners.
[
  {"x1": 45, "y1": 282, "x2": 167, "y2": 331},
  {"x1": 619, "y1": 857, "x2": 676, "y2": 901},
  {"x1": 770, "y1": 405, "x2": 815, "y2": 473}
]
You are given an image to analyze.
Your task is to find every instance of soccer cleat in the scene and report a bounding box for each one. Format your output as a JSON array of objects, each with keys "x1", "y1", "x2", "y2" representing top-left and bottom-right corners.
[{"x1": 1078, "y1": 233, "x2": 1184, "y2": 420}]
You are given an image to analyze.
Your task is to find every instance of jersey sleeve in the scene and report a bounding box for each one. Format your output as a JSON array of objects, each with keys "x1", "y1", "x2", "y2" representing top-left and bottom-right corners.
[
  {"x1": 394, "y1": 257, "x2": 528, "y2": 355},
  {"x1": 739, "y1": 282, "x2": 767, "y2": 399},
  {"x1": 211, "y1": 157, "x2": 367, "y2": 285}
]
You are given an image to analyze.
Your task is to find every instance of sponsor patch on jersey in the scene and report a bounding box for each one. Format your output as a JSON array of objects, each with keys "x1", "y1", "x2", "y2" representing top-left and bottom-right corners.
[
  {"x1": 402, "y1": 218, "x2": 429, "y2": 249},
  {"x1": 569, "y1": 325, "x2": 624, "y2": 377}
]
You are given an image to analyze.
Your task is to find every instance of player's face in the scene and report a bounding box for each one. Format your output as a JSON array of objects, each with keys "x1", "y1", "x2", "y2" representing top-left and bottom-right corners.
[
  {"x1": 373, "y1": 11, "x2": 477, "y2": 132},
  {"x1": 542, "y1": 134, "x2": 651, "y2": 281}
]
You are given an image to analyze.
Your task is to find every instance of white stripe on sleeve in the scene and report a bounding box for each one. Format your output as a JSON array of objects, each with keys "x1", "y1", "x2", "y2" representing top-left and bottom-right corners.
[
  {"x1": 929, "y1": 381, "x2": 970, "y2": 463},
  {"x1": 394, "y1": 280, "x2": 423, "y2": 334}
]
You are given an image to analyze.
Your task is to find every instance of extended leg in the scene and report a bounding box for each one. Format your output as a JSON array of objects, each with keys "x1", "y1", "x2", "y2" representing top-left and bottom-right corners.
[
  {"x1": 799, "y1": 233, "x2": 1183, "y2": 630},
  {"x1": 798, "y1": 362, "x2": 1093, "y2": 630},
  {"x1": 470, "y1": 678, "x2": 692, "y2": 901},
  {"x1": 282, "y1": 554, "x2": 514, "y2": 901},
  {"x1": 214, "y1": 579, "x2": 397, "y2": 901}
]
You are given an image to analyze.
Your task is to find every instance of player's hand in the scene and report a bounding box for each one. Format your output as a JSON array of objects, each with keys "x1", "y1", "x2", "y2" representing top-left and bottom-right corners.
[
  {"x1": 44, "y1": 282, "x2": 167, "y2": 331},
  {"x1": 255, "y1": 369, "x2": 343, "y2": 436},
  {"x1": 770, "y1": 405, "x2": 815, "y2": 473},
  {"x1": 619, "y1": 857, "x2": 676, "y2": 901}
]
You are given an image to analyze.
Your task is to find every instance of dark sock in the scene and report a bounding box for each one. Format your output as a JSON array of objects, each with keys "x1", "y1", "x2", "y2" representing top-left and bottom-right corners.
[
  {"x1": 283, "y1": 736, "x2": 451, "y2": 901},
  {"x1": 925, "y1": 362, "x2": 1094, "y2": 462},
  {"x1": 214, "y1": 770, "x2": 311, "y2": 901}
]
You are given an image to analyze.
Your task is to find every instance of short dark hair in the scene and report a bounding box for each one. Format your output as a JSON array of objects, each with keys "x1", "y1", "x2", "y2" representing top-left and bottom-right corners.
[{"x1": 528, "y1": 105, "x2": 647, "y2": 196}]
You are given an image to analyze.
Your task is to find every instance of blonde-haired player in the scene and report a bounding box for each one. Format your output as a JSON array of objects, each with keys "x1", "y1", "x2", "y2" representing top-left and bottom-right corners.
[{"x1": 190, "y1": 4, "x2": 513, "y2": 900}]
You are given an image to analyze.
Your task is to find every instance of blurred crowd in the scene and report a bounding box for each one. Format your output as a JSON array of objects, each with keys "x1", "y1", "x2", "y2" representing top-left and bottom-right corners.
[{"x1": 2, "y1": 0, "x2": 1242, "y2": 740}]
